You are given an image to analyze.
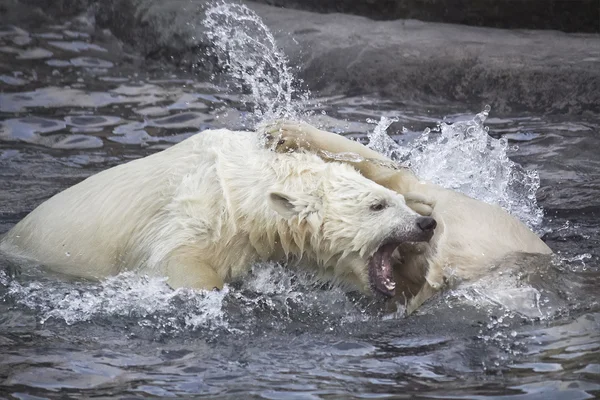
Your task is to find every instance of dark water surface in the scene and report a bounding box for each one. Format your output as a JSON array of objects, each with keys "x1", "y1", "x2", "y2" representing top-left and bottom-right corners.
[{"x1": 1, "y1": 8, "x2": 599, "y2": 400}]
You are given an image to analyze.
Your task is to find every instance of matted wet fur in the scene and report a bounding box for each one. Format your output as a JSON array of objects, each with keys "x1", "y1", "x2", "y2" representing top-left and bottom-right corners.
[
  {"x1": 262, "y1": 121, "x2": 552, "y2": 313},
  {"x1": 0, "y1": 128, "x2": 434, "y2": 297}
]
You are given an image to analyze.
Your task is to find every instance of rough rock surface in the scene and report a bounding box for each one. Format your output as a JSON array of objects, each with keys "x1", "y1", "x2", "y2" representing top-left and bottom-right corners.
[
  {"x1": 249, "y1": 0, "x2": 600, "y2": 33},
  {"x1": 93, "y1": 0, "x2": 600, "y2": 114},
  {"x1": 6, "y1": 0, "x2": 600, "y2": 114},
  {"x1": 249, "y1": 3, "x2": 600, "y2": 113}
]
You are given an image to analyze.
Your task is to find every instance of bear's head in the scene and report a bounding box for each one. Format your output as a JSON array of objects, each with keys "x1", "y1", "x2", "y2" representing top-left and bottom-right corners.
[{"x1": 268, "y1": 161, "x2": 435, "y2": 297}]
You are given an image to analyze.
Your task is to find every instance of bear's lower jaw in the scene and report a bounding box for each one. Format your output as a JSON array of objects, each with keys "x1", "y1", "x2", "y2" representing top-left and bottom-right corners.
[{"x1": 368, "y1": 243, "x2": 398, "y2": 297}]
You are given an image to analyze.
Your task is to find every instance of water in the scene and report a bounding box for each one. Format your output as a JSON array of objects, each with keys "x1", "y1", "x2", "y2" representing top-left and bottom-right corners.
[
  {"x1": 366, "y1": 108, "x2": 544, "y2": 229},
  {"x1": 202, "y1": 2, "x2": 309, "y2": 122},
  {"x1": 1, "y1": 3, "x2": 599, "y2": 399}
]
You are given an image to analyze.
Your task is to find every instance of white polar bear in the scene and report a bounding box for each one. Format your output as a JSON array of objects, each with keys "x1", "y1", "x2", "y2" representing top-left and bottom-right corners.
[
  {"x1": 0, "y1": 128, "x2": 437, "y2": 296},
  {"x1": 262, "y1": 121, "x2": 553, "y2": 312}
]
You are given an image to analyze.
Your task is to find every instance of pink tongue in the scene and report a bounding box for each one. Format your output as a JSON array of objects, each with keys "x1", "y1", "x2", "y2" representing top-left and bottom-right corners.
[{"x1": 368, "y1": 243, "x2": 397, "y2": 297}]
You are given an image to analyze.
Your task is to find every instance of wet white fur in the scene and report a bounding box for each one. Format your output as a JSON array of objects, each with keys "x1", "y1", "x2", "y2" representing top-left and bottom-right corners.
[
  {"x1": 0, "y1": 129, "x2": 425, "y2": 292},
  {"x1": 262, "y1": 121, "x2": 552, "y2": 312}
]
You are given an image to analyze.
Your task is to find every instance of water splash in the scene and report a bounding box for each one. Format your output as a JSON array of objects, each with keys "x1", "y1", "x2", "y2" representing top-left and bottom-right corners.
[
  {"x1": 0, "y1": 263, "x2": 364, "y2": 331},
  {"x1": 366, "y1": 116, "x2": 406, "y2": 161},
  {"x1": 562, "y1": 253, "x2": 594, "y2": 272},
  {"x1": 202, "y1": 3, "x2": 543, "y2": 230},
  {"x1": 202, "y1": 2, "x2": 309, "y2": 122},
  {"x1": 201, "y1": 3, "x2": 542, "y2": 227},
  {"x1": 446, "y1": 278, "x2": 547, "y2": 319},
  {"x1": 2, "y1": 271, "x2": 229, "y2": 330},
  {"x1": 367, "y1": 106, "x2": 544, "y2": 228}
]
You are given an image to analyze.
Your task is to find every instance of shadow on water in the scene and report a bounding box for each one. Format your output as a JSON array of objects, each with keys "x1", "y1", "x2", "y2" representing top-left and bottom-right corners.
[{"x1": 1, "y1": 2, "x2": 599, "y2": 399}]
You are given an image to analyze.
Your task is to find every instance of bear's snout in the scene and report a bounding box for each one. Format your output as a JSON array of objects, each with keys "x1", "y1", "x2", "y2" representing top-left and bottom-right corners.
[{"x1": 417, "y1": 216, "x2": 437, "y2": 232}]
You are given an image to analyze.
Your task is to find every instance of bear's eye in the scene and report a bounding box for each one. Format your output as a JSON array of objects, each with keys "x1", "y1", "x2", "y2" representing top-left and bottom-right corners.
[{"x1": 370, "y1": 200, "x2": 388, "y2": 212}]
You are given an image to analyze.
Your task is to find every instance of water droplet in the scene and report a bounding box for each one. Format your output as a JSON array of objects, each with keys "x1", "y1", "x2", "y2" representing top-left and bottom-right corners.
[{"x1": 202, "y1": 3, "x2": 309, "y2": 121}]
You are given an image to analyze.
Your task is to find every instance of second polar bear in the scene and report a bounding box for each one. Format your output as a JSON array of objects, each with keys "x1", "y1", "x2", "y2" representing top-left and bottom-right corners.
[
  {"x1": 263, "y1": 121, "x2": 553, "y2": 312},
  {"x1": 0, "y1": 129, "x2": 436, "y2": 296}
]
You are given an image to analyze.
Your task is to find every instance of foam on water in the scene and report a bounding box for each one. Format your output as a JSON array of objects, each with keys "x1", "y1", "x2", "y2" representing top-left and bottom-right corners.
[
  {"x1": 0, "y1": 263, "x2": 363, "y2": 331},
  {"x1": 1, "y1": 271, "x2": 229, "y2": 330}
]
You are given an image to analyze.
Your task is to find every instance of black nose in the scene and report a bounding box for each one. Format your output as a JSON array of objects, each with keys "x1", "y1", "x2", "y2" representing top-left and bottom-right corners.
[{"x1": 417, "y1": 216, "x2": 437, "y2": 232}]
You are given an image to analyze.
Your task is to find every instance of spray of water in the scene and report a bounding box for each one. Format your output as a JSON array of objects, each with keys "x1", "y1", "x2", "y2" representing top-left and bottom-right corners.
[
  {"x1": 366, "y1": 106, "x2": 544, "y2": 229},
  {"x1": 202, "y1": 2, "x2": 309, "y2": 122},
  {"x1": 201, "y1": 2, "x2": 542, "y2": 228},
  {"x1": 365, "y1": 116, "x2": 405, "y2": 160},
  {"x1": 0, "y1": 264, "x2": 364, "y2": 330},
  {"x1": 1, "y1": 271, "x2": 229, "y2": 330},
  {"x1": 201, "y1": 2, "x2": 543, "y2": 230},
  {"x1": 365, "y1": 111, "x2": 552, "y2": 322}
]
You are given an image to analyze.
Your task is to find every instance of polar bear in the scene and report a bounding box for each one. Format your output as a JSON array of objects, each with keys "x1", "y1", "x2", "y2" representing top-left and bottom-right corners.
[
  {"x1": 0, "y1": 128, "x2": 437, "y2": 297},
  {"x1": 262, "y1": 121, "x2": 553, "y2": 312}
]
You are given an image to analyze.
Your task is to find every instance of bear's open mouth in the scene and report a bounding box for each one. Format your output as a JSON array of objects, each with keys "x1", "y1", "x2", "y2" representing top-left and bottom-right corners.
[{"x1": 368, "y1": 243, "x2": 398, "y2": 297}]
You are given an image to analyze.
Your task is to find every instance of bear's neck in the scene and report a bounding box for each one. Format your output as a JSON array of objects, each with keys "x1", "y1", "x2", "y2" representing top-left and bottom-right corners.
[
  {"x1": 233, "y1": 191, "x2": 324, "y2": 267},
  {"x1": 220, "y1": 153, "x2": 328, "y2": 268}
]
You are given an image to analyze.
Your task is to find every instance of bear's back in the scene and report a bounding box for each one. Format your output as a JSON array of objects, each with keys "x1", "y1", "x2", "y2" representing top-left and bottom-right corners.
[{"x1": 0, "y1": 129, "x2": 261, "y2": 278}]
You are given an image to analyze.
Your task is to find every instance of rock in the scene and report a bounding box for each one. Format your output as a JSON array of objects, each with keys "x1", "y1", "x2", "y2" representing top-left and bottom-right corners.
[
  {"x1": 248, "y1": 0, "x2": 600, "y2": 33},
  {"x1": 92, "y1": 0, "x2": 600, "y2": 114},
  {"x1": 6, "y1": 0, "x2": 600, "y2": 114},
  {"x1": 248, "y1": 3, "x2": 600, "y2": 114}
]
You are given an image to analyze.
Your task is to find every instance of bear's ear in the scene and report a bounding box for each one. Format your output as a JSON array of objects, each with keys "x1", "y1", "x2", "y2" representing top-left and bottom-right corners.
[{"x1": 268, "y1": 192, "x2": 319, "y2": 219}]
